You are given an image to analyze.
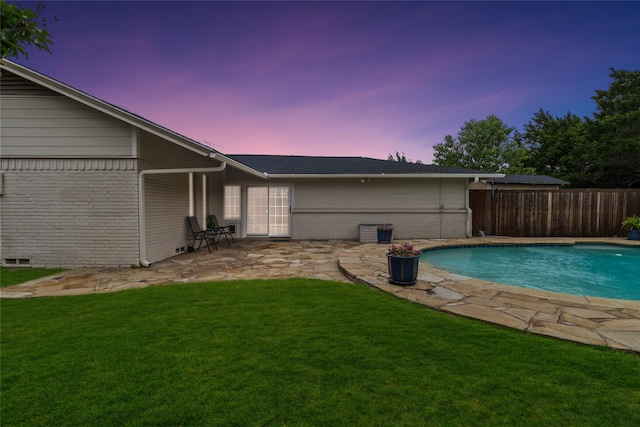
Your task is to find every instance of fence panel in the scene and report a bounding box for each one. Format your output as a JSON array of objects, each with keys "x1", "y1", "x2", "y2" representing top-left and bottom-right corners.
[
  {"x1": 470, "y1": 189, "x2": 640, "y2": 237},
  {"x1": 469, "y1": 189, "x2": 494, "y2": 235}
]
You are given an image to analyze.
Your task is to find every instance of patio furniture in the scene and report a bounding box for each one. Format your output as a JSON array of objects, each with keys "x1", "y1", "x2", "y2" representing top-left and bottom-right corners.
[
  {"x1": 207, "y1": 214, "x2": 235, "y2": 246},
  {"x1": 186, "y1": 216, "x2": 217, "y2": 253}
]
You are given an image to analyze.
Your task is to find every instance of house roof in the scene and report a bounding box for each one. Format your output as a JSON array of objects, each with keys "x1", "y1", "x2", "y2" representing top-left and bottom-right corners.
[
  {"x1": 487, "y1": 174, "x2": 570, "y2": 186},
  {"x1": 227, "y1": 155, "x2": 502, "y2": 178}
]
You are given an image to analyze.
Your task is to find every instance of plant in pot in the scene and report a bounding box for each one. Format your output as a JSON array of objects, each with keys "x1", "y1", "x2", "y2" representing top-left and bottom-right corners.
[
  {"x1": 387, "y1": 242, "x2": 422, "y2": 286},
  {"x1": 377, "y1": 224, "x2": 393, "y2": 243},
  {"x1": 621, "y1": 215, "x2": 640, "y2": 241}
]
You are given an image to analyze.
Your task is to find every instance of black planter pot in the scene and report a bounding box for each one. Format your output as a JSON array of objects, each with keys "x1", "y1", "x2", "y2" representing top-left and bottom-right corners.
[
  {"x1": 377, "y1": 229, "x2": 393, "y2": 243},
  {"x1": 628, "y1": 230, "x2": 640, "y2": 241},
  {"x1": 387, "y1": 254, "x2": 420, "y2": 286}
]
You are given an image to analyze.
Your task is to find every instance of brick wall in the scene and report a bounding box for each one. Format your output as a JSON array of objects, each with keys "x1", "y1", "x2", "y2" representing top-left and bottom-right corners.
[{"x1": 0, "y1": 159, "x2": 139, "y2": 267}]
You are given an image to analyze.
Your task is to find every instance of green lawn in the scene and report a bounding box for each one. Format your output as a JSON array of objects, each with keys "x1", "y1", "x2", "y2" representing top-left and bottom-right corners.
[
  {"x1": 0, "y1": 267, "x2": 65, "y2": 288},
  {"x1": 2, "y1": 278, "x2": 639, "y2": 426}
]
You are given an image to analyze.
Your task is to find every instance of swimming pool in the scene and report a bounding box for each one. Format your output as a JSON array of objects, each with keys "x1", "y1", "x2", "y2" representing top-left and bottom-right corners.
[{"x1": 420, "y1": 244, "x2": 640, "y2": 301}]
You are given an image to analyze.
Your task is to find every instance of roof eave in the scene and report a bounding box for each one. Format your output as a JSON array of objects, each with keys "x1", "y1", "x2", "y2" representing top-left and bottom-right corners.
[
  {"x1": 265, "y1": 173, "x2": 505, "y2": 179},
  {"x1": 218, "y1": 156, "x2": 268, "y2": 179}
]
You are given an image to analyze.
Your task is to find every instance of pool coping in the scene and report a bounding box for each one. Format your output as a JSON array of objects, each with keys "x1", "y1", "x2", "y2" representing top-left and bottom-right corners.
[{"x1": 338, "y1": 237, "x2": 640, "y2": 354}]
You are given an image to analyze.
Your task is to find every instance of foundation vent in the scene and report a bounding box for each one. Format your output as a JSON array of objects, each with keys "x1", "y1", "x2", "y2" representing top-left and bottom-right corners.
[{"x1": 3, "y1": 258, "x2": 32, "y2": 267}]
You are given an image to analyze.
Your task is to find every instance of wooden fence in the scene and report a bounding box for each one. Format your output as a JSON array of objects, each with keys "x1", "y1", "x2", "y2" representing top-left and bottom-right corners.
[{"x1": 470, "y1": 189, "x2": 640, "y2": 237}]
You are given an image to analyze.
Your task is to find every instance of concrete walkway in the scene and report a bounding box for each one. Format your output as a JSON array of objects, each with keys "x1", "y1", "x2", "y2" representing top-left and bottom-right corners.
[{"x1": 2, "y1": 237, "x2": 639, "y2": 353}]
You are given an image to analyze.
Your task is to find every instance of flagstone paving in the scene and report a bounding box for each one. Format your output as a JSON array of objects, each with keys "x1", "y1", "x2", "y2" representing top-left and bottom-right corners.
[
  {"x1": 340, "y1": 237, "x2": 640, "y2": 354},
  {"x1": 2, "y1": 237, "x2": 639, "y2": 354}
]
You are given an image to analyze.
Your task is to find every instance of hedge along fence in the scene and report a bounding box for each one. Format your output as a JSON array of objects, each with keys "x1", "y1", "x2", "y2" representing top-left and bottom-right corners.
[{"x1": 470, "y1": 189, "x2": 640, "y2": 237}]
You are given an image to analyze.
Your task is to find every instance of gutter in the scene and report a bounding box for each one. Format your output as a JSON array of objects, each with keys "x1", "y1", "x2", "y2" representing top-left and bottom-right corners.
[
  {"x1": 263, "y1": 173, "x2": 504, "y2": 179},
  {"x1": 465, "y1": 177, "x2": 480, "y2": 237},
  {"x1": 138, "y1": 160, "x2": 227, "y2": 267}
]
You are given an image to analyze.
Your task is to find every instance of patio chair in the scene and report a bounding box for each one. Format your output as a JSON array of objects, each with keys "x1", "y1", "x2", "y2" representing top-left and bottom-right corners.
[
  {"x1": 207, "y1": 214, "x2": 235, "y2": 246},
  {"x1": 186, "y1": 216, "x2": 217, "y2": 253}
]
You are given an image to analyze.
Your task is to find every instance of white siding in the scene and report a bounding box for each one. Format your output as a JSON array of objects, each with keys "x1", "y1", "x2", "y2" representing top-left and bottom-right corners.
[
  {"x1": 138, "y1": 133, "x2": 226, "y2": 262},
  {"x1": 206, "y1": 173, "x2": 225, "y2": 222},
  {"x1": 143, "y1": 171, "x2": 225, "y2": 263},
  {"x1": 1, "y1": 97, "x2": 133, "y2": 158},
  {"x1": 143, "y1": 174, "x2": 190, "y2": 262},
  {"x1": 0, "y1": 159, "x2": 139, "y2": 267},
  {"x1": 440, "y1": 179, "x2": 466, "y2": 207},
  {"x1": 292, "y1": 211, "x2": 467, "y2": 240},
  {"x1": 287, "y1": 178, "x2": 469, "y2": 240},
  {"x1": 293, "y1": 178, "x2": 466, "y2": 211}
]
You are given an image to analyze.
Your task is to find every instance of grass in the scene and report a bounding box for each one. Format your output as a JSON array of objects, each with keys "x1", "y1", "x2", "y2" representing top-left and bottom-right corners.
[
  {"x1": 0, "y1": 267, "x2": 65, "y2": 288},
  {"x1": 2, "y1": 278, "x2": 639, "y2": 426}
]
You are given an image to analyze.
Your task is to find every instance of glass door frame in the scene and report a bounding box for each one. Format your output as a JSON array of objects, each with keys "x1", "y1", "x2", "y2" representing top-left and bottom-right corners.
[{"x1": 245, "y1": 185, "x2": 292, "y2": 237}]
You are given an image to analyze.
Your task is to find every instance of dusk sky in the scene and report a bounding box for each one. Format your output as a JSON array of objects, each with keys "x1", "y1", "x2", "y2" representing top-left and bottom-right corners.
[{"x1": 12, "y1": 1, "x2": 640, "y2": 163}]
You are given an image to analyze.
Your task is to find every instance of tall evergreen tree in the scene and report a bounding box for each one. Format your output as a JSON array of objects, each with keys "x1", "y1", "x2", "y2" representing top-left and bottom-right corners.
[
  {"x1": 589, "y1": 68, "x2": 640, "y2": 187},
  {"x1": 523, "y1": 69, "x2": 640, "y2": 188},
  {"x1": 522, "y1": 109, "x2": 591, "y2": 186}
]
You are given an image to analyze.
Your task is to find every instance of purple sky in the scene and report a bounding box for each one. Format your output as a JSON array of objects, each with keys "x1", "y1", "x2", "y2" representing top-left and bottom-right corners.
[{"x1": 12, "y1": 1, "x2": 640, "y2": 163}]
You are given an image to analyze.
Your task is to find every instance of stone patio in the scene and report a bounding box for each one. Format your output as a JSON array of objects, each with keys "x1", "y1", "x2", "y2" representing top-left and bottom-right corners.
[{"x1": 2, "y1": 237, "x2": 639, "y2": 354}]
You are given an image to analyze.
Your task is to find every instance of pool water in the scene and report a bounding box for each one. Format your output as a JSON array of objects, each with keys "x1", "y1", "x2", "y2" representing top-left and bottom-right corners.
[{"x1": 420, "y1": 244, "x2": 640, "y2": 301}]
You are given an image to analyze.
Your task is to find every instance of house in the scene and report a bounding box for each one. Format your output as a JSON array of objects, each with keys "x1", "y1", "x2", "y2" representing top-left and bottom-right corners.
[
  {"x1": 470, "y1": 174, "x2": 570, "y2": 190},
  {"x1": 0, "y1": 59, "x2": 502, "y2": 268}
]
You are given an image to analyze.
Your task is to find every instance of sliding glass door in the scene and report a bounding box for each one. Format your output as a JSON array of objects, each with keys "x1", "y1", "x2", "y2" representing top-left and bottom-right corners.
[
  {"x1": 268, "y1": 186, "x2": 290, "y2": 236},
  {"x1": 246, "y1": 186, "x2": 290, "y2": 237}
]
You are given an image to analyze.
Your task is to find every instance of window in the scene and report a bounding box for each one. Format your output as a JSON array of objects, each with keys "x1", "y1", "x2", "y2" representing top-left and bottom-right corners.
[
  {"x1": 247, "y1": 187, "x2": 268, "y2": 235},
  {"x1": 224, "y1": 185, "x2": 241, "y2": 220},
  {"x1": 269, "y1": 186, "x2": 289, "y2": 236}
]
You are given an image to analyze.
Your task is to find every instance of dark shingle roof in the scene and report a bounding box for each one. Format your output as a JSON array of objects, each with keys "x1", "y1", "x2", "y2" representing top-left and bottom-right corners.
[
  {"x1": 226, "y1": 155, "x2": 495, "y2": 175},
  {"x1": 487, "y1": 174, "x2": 570, "y2": 186}
]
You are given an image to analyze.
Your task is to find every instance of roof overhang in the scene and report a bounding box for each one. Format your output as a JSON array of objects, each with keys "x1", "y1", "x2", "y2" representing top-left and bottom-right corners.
[
  {"x1": 222, "y1": 157, "x2": 269, "y2": 179},
  {"x1": 264, "y1": 173, "x2": 505, "y2": 179}
]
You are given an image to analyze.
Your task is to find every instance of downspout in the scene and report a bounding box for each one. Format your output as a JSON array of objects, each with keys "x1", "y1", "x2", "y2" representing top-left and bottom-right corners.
[
  {"x1": 138, "y1": 162, "x2": 227, "y2": 267},
  {"x1": 465, "y1": 177, "x2": 479, "y2": 237}
]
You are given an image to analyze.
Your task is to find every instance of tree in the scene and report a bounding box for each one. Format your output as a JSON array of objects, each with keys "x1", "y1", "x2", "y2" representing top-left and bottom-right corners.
[
  {"x1": 1, "y1": 0, "x2": 55, "y2": 59},
  {"x1": 522, "y1": 109, "x2": 591, "y2": 186},
  {"x1": 522, "y1": 69, "x2": 640, "y2": 188},
  {"x1": 589, "y1": 68, "x2": 640, "y2": 187},
  {"x1": 387, "y1": 151, "x2": 422, "y2": 164},
  {"x1": 501, "y1": 132, "x2": 536, "y2": 175},
  {"x1": 433, "y1": 115, "x2": 532, "y2": 173}
]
